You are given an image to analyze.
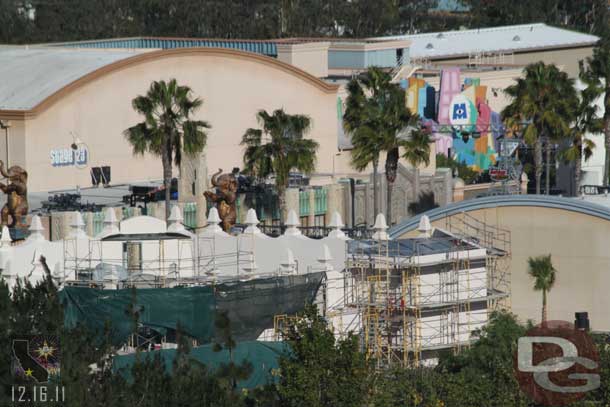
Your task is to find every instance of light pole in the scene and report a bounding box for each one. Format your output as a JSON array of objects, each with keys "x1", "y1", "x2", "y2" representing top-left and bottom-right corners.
[
  {"x1": 0, "y1": 120, "x2": 11, "y2": 167},
  {"x1": 332, "y1": 151, "x2": 342, "y2": 180}
]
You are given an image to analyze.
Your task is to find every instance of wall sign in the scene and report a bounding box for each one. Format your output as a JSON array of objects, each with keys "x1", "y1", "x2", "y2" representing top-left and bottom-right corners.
[
  {"x1": 50, "y1": 147, "x2": 88, "y2": 167},
  {"x1": 449, "y1": 94, "x2": 478, "y2": 131}
]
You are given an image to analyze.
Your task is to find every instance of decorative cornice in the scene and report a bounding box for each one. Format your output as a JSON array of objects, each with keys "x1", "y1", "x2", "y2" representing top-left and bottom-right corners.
[{"x1": 390, "y1": 195, "x2": 610, "y2": 238}]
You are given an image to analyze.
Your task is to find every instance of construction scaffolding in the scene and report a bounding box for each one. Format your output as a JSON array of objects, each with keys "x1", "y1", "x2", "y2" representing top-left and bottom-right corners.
[
  {"x1": 62, "y1": 233, "x2": 254, "y2": 288},
  {"x1": 344, "y1": 216, "x2": 511, "y2": 368}
]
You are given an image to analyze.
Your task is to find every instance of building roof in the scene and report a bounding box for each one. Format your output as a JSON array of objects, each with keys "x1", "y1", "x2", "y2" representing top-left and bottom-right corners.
[
  {"x1": 347, "y1": 230, "x2": 479, "y2": 258},
  {"x1": 48, "y1": 37, "x2": 279, "y2": 57},
  {"x1": 0, "y1": 47, "x2": 142, "y2": 110},
  {"x1": 390, "y1": 195, "x2": 610, "y2": 238},
  {"x1": 372, "y1": 23, "x2": 599, "y2": 60},
  {"x1": 0, "y1": 47, "x2": 338, "y2": 115}
]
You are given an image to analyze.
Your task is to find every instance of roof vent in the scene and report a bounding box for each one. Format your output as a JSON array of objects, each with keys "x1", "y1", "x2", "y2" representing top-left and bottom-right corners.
[
  {"x1": 425, "y1": 43, "x2": 434, "y2": 50},
  {"x1": 513, "y1": 35, "x2": 521, "y2": 42},
  {"x1": 436, "y1": 33, "x2": 445, "y2": 39}
]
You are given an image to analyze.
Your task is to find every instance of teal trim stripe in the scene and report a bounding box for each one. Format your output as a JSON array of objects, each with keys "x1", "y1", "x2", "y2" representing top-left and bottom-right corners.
[
  {"x1": 390, "y1": 195, "x2": 610, "y2": 238},
  {"x1": 52, "y1": 38, "x2": 278, "y2": 57}
]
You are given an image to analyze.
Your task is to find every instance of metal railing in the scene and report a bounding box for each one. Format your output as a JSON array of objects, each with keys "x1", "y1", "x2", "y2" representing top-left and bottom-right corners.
[{"x1": 231, "y1": 223, "x2": 374, "y2": 240}]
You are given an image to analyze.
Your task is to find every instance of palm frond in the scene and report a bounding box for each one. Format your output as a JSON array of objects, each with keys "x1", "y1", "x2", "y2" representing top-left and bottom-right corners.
[{"x1": 527, "y1": 255, "x2": 556, "y2": 292}]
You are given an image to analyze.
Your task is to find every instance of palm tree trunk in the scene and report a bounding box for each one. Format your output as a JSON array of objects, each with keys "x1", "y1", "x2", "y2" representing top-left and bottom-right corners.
[
  {"x1": 603, "y1": 117, "x2": 610, "y2": 186},
  {"x1": 162, "y1": 152, "x2": 172, "y2": 221},
  {"x1": 575, "y1": 151, "x2": 582, "y2": 196},
  {"x1": 542, "y1": 289, "x2": 547, "y2": 324},
  {"x1": 278, "y1": 186, "x2": 287, "y2": 224},
  {"x1": 545, "y1": 139, "x2": 551, "y2": 195},
  {"x1": 387, "y1": 182, "x2": 393, "y2": 226},
  {"x1": 372, "y1": 158, "x2": 379, "y2": 222},
  {"x1": 385, "y1": 147, "x2": 399, "y2": 226},
  {"x1": 535, "y1": 138, "x2": 543, "y2": 195}
]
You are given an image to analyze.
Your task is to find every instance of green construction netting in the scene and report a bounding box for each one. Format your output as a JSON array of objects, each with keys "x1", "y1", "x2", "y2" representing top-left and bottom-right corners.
[
  {"x1": 112, "y1": 341, "x2": 289, "y2": 389},
  {"x1": 61, "y1": 286, "x2": 216, "y2": 345},
  {"x1": 216, "y1": 272, "x2": 325, "y2": 341},
  {"x1": 60, "y1": 272, "x2": 325, "y2": 345}
]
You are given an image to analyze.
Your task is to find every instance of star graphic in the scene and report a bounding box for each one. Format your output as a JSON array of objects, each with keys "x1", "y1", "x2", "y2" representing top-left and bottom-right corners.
[
  {"x1": 35, "y1": 341, "x2": 55, "y2": 360},
  {"x1": 24, "y1": 368, "x2": 33, "y2": 377}
]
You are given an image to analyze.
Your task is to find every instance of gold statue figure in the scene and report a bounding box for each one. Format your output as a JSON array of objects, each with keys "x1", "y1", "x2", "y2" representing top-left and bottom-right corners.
[
  {"x1": 0, "y1": 160, "x2": 28, "y2": 229},
  {"x1": 204, "y1": 168, "x2": 237, "y2": 232}
]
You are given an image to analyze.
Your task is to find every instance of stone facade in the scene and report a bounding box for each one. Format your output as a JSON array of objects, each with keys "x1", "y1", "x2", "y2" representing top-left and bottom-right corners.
[{"x1": 343, "y1": 164, "x2": 453, "y2": 227}]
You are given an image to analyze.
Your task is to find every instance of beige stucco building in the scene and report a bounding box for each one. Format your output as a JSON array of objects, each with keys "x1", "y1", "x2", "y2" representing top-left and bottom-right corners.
[
  {"x1": 0, "y1": 47, "x2": 350, "y2": 193},
  {"x1": 391, "y1": 196, "x2": 610, "y2": 331}
]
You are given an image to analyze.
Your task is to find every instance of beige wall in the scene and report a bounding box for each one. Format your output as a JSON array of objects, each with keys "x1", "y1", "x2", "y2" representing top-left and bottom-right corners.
[
  {"x1": 432, "y1": 46, "x2": 594, "y2": 78},
  {"x1": 277, "y1": 42, "x2": 330, "y2": 78},
  {"x1": 399, "y1": 206, "x2": 610, "y2": 330},
  {"x1": 4, "y1": 51, "x2": 340, "y2": 192},
  {"x1": 0, "y1": 119, "x2": 26, "y2": 172}
]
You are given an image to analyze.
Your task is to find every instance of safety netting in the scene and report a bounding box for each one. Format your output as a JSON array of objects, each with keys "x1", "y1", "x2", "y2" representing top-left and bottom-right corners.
[
  {"x1": 61, "y1": 285, "x2": 216, "y2": 345},
  {"x1": 60, "y1": 271, "x2": 325, "y2": 345},
  {"x1": 216, "y1": 272, "x2": 325, "y2": 341},
  {"x1": 112, "y1": 341, "x2": 289, "y2": 389}
]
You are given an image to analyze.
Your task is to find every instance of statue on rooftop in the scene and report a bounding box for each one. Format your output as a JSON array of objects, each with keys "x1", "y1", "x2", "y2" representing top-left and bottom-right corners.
[
  {"x1": 204, "y1": 168, "x2": 238, "y2": 232},
  {"x1": 0, "y1": 160, "x2": 28, "y2": 229}
]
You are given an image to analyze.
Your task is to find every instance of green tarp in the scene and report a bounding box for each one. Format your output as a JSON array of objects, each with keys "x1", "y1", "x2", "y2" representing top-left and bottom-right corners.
[
  {"x1": 216, "y1": 272, "x2": 325, "y2": 341},
  {"x1": 61, "y1": 285, "x2": 216, "y2": 345},
  {"x1": 112, "y1": 341, "x2": 289, "y2": 389},
  {"x1": 60, "y1": 272, "x2": 324, "y2": 346}
]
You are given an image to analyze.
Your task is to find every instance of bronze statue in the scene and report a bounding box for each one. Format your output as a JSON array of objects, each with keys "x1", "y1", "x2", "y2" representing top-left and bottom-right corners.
[
  {"x1": 204, "y1": 168, "x2": 237, "y2": 232},
  {"x1": 0, "y1": 160, "x2": 28, "y2": 229}
]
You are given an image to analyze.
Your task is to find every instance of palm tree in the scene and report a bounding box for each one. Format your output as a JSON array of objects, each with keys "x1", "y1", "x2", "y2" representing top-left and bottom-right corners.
[
  {"x1": 241, "y1": 109, "x2": 318, "y2": 222},
  {"x1": 344, "y1": 69, "x2": 387, "y2": 218},
  {"x1": 382, "y1": 86, "x2": 430, "y2": 225},
  {"x1": 580, "y1": 39, "x2": 610, "y2": 186},
  {"x1": 560, "y1": 82, "x2": 601, "y2": 195},
  {"x1": 503, "y1": 62, "x2": 577, "y2": 195},
  {"x1": 344, "y1": 67, "x2": 429, "y2": 224},
  {"x1": 124, "y1": 79, "x2": 210, "y2": 220},
  {"x1": 527, "y1": 254, "x2": 557, "y2": 324}
]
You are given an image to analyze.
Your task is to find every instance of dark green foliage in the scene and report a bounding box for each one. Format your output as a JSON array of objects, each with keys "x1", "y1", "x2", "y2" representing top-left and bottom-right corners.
[
  {"x1": 436, "y1": 153, "x2": 479, "y2": 184},
  {"x1": 580, "y1": 39, "x2": 610, "y2": 186},
  {"x1": 277, "y1": 305, "x2": 374, "y2": 407},
  {"x1": 5, "y1": 265, "x2": 610, "y2": 406},
  {"x1": 3, "y1": 0, "x2": 608, "y2": 44},
  {"x1": 345, "y1": 67, "x2": 431, "y2": 224},
  {"x1": 124, "y1": 78, "x2": 210, "y2": 220},
  {"x1": 502, "y1": 62, "x2": 577, "y2": 195},
  {"x1": 0, "y1": 275, "x2": 12, "y2": 403},
  {"x1": 213, "y1": 311, "x2": 254, "y2": 392},
  {"x1": 408, "y1": 191, "x2": 439, "y2": 216},
  {"x1": 241, "y1": 109, "x2": 318, "y2": 219},
  {"x1": 462, "y1": 0, "x2": 609, "y2": 36}
]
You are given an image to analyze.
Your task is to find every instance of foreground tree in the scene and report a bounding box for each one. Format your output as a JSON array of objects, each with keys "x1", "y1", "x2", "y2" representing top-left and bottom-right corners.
[
  {"x1": 527, "y1": 254, "x2": 557, "y2": 323},
  {"x1": 241, "y1": 109, "x2": 318, "y2": 221},
  {"x1": 503, "y1": 62, "x2": 576, "y2": 194},
  {"x1": 0, "y1": 274, "x2": 12, "y2": 403},
  {"x1": 436, "y1": 310, "x2": 530, "y2": 406},
  {"x1": 580, "y1": 39, "x2": 610, "y2": 186},
  {"x1": 124, "y1": 79, "x2": 210, "y2": 220},
  {"x1": 277, "y1": 305, "x2": 374, "y2": 407}
]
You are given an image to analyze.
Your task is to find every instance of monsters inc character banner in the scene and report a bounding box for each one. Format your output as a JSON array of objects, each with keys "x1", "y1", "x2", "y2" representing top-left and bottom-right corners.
[{"x1": 403, "y1": 68, "x2": 503, "y2": 171}]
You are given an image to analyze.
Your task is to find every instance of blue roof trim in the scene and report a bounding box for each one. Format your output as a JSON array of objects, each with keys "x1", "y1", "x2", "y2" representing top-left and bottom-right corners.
[
  {"x1": 52, "y1": 38, "x2": 278, "y2": 57},
  {"x1": 389, "y1": 195, "x2": 610, "y2": 238}
]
